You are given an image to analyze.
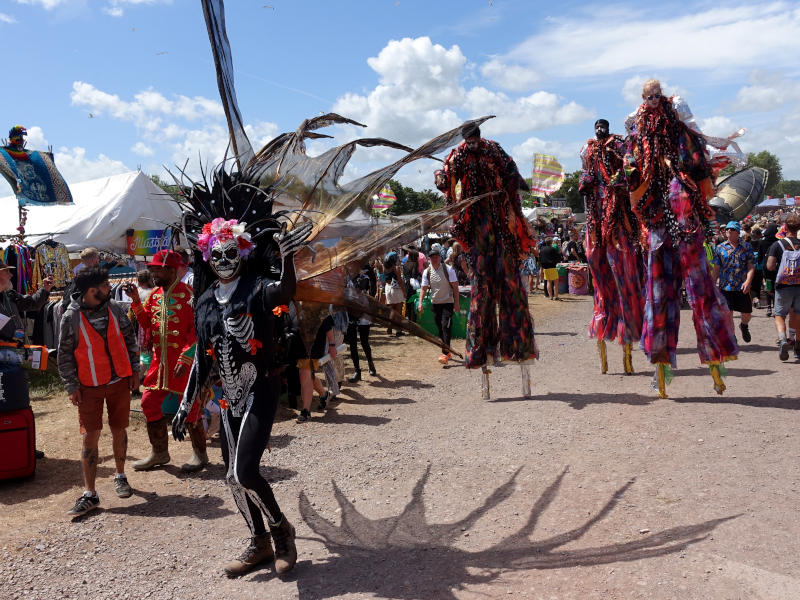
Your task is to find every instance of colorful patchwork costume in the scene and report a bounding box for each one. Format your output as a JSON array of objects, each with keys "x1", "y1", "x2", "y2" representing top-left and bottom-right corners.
[
  {"x1": 579, "y1": 123, "x2": 644, "y2": 374},
  {"x1": 624, "y1": 95, "x2": 738, "y2": 396},
  {"x1": 436, "y1": 126, "x2": 538, "y2": 398}
]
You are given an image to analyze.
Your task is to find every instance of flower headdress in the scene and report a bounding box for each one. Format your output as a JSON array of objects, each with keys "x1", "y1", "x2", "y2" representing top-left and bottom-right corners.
[{"x1": 197, "y1": 217, "x2": 254, "y2": 261}]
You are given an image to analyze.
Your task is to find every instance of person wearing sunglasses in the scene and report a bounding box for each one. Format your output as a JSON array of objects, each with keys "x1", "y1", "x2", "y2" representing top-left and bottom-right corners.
[{"x1": 623, "y1": 79, "x2": 738, "y2": 398}]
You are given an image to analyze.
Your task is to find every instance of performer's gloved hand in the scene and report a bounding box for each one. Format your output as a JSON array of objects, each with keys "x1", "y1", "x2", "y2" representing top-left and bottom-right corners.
[
  {"x1": 274, "y1": 220, "x2": 313, "y2": 258},
  {"x1": 171, "y1": 409, "x2": 188, "y2": 442}
]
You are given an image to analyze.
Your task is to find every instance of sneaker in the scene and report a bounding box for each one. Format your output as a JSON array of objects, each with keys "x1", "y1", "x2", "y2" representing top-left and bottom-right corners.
[
  {"x1": 368, "y1": 367, "x2": 377, "y2": 376},
  {"x1": 740, "y1": 323, "x2": 751, "y2": 343},
  {"x1": 67, "y1": 492, "x2": 99, "y2": 517},
  {"x1": 318, "y1": 391, "x2": 330, "y2": 411},
  {"x1": 438, "y1": 353, "x2": 449, "y2": 365},
  {"x1": 114, "y1": 475, "x2": 132, "y2": 498},
  {"x1": 347, "y1": 371, "x2": 361, "y2": 383},
  {"x1": 779, "y1": 339, "x2": 791, "y2": 361},
  {"x1": 296, "y1": 409, "x2": 311, "y2": 423}
]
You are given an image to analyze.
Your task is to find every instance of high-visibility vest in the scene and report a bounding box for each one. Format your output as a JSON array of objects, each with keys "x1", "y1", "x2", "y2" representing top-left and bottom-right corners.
[{"x1": 74, "y1": 306, "x2": 133, "y2": 387}]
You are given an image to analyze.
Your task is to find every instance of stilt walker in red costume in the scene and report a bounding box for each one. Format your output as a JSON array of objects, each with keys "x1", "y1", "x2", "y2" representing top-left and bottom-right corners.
[
  {"x1": 435, "y1": 122, "x2": 538, "y2": 399},
  {"x1": 624, "y1": 79, "x2": 738, "y2": 397},
  {"x1": 125, "y1": 250, "x2": 204, "y2": 472},
  {"x1": 579, "y1": 119, "x2": 644, "y2": 375}
]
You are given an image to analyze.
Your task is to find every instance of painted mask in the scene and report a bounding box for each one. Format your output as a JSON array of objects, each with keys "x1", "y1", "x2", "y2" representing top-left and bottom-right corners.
[{"x1": 210, "y1": 238, "x2": 242, "y2": 280}]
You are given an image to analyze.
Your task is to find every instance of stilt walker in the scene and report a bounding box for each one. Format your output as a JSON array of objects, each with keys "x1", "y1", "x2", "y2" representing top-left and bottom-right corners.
[
  {"x1": 435, "y1": 122, "x2": 538, "y2": 399},
  {"x1": 579, "y1": 119, "x2": 644, "y2": 375},
  {"x1": 624, "y1": 80, "x2": 738, "y2": 397}
]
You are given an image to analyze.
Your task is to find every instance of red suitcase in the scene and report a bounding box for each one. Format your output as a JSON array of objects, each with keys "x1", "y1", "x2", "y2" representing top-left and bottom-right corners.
[{"x1": 0, "y1": 407, "x2": 36, "y2": 480}]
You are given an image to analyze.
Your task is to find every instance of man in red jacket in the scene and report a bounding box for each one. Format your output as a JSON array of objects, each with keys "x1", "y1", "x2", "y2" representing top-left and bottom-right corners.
[{"x1": 125, "y1": 250, "x2": 204, "y2": 472}]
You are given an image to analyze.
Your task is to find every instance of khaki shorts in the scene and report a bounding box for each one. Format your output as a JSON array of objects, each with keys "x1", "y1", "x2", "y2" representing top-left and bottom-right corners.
[
  {"x1": 78, "y1": 379, "x2": 132, "y2": 434},
  {"x1": 297, "y1": 358, "x2": 320, "y2": 371}
]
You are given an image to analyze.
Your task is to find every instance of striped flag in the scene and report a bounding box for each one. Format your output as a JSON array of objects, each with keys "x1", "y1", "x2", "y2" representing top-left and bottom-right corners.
[
  {"x1": 530, "y1": 154, "x2": 565, "y2": 197},
  {"x1": 372, "y1": 184, "x2": 396, "y2": 212}
]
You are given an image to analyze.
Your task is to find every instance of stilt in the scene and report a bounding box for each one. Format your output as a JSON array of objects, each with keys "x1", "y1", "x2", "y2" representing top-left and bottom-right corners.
[
  {"x1": 709, "y1": 363, "x2": 726, "y2": 395},
  {"x1": 481, "y1": 365, "x2": 491, "y2": 400},
  {"x1": 519, "y1": 362, "x2": 531, "y2": 398},
  {"x1": 597, "y1": 339, "x2": 608, "y2": 374},
  {"x1": 650, "y1": 364, "x2": 669, "y2": 399},
  {"x1": 622, "y1": 342, "x2": 634, "y2": 375}
]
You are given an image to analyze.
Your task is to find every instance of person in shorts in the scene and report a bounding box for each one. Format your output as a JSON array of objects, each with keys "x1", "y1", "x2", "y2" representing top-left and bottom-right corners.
[
  {"x1": 539, "y1": 238, "x2": 562, "y2": 300},
  {"x1": 58, "y1": 267, "x2": 140, "y2": 516},
  {"x1": 714, "y1": 221, "x2": 755, "y2": 342},
  {"x1": 766, "y1": 214, "x2": 800, "y2": 360}
]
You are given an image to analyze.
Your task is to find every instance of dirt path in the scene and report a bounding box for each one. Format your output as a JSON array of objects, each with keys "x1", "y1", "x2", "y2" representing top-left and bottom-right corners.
[{"x1": 2, "y1": 294, "x2": 799, "y2": 599}]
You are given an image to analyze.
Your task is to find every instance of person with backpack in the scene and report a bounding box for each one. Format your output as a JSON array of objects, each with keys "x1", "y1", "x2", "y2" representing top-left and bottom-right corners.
[
  {"x1": 417, "y1": 244, "x2": 459, "y2": 365},
  {"x1": 766, "y1": 214, "x2": 800, "y2": 361}
]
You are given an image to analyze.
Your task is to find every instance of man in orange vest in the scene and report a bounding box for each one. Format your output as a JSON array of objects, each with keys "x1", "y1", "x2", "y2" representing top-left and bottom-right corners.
[
  {"x1": 124, "y1": 250, "x2": 202, "y2": 472},
  {"x1": 58, "y1": 266, "x2": 140, "y2": 517}
]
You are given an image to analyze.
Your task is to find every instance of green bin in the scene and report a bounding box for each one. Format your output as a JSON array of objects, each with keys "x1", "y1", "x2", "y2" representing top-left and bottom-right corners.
[{"x1": 408, "y1": 291, "x2": 470, "y2": 339}]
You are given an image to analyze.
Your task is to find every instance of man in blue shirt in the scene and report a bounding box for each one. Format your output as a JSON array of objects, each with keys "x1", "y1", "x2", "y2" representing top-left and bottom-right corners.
[{"x1": 714, "y1": 221, "x2": 755, "y2": 342}]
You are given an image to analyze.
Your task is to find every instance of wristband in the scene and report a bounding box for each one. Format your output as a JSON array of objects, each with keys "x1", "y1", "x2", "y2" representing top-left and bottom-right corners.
[{"x1": 328, "y1": 343, "x2": 336, "y2": 347}]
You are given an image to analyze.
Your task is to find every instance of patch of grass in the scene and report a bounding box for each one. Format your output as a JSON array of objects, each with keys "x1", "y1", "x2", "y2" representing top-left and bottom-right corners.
[{"x1": 26, "y1": 367, "x2": 64, "y2": 400}]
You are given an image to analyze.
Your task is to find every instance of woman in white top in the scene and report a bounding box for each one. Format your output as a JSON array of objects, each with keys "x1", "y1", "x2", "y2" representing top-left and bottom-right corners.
[{"x1": 418, "y1": 245, "x2": 459, "y2": 365}]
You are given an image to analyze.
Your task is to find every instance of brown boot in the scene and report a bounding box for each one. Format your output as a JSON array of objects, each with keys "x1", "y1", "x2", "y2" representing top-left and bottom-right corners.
[
  {"x1": 181, "y1": 421, "x2": 209, "y2": 473},
  {"x1": 224, "y1": 532, "x2": 274, "y2": 577},
  {"x1": 270, "y1": 517, "x2": 297, "y2": 574},
  {"x1": 132, "y1": 417, "x2": 170, "y2": 471}
]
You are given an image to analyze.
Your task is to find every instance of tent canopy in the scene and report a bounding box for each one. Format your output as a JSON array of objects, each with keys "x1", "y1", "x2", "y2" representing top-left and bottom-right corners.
[{"x1": 0, "y1": 171, "x2": 183, "y2": 253}]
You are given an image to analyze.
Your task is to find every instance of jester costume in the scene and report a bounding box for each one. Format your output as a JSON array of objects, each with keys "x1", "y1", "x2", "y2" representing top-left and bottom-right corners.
[
  {"x1": 579, "y1": 122, "x2": 643, "y2": 374},
  {"x1": 129, "y1": 251, "x2": 200, "y2": 470},
  {"x1": 436, "y1": 126, "x2": 538, "y2": 398},
  {"x1": 625, "y1": 95, "x2": 738, "y2": 396}
]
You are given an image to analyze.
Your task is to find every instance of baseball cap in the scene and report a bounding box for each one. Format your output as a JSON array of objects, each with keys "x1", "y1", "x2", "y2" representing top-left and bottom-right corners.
[
  {"x1": 430, "y1": 243, "x2": 443, "y2": 256},
  {"x1": 149, "y1": 250, "x2": 183, "y2": 269},
  {"x1": 725, "y1": 221, "x2": 741, "y2": 231}
]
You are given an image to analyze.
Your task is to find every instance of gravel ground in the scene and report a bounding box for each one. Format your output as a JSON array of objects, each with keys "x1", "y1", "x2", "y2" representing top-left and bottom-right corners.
[{"x1": 2, "y1": 293, "x2": 799, "y2": 599}]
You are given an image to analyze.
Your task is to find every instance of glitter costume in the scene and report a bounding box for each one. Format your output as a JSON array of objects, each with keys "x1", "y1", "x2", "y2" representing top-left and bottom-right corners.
[
  {"x1": 625, "y1": 94, "x2": 738, "y2": 396},
  {"x1": 579, "y1": 125, "x2": 644, "y2": 374}
]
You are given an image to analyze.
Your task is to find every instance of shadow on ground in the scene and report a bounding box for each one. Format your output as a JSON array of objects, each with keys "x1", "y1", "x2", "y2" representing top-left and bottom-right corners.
[
  {"x1": 262, "y1": 467, "x2": 736, "y2": 599},
  {"x1": 490, "y1": 392, "x2": 655, "y2": 409},
  {"x1": 336, "y1": 389, "x2": 415, "y2": 406}
]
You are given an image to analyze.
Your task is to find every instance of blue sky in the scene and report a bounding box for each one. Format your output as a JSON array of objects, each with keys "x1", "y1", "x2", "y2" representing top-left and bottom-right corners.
[{"x1": 3, "y1": 0, "x2": 799, "y2": 192}]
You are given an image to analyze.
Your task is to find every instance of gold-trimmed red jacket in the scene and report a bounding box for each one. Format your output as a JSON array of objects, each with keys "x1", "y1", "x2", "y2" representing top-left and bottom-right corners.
[{"x1": 131, "y1": 280, "x2": 195, "y2": 394}]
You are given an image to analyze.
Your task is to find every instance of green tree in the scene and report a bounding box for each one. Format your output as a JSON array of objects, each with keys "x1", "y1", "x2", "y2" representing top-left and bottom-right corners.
[
  {"x1": 385, "y1": 179, "x2": 444, "y2": 215},
  {"x1": 777, "y1": 180, "x2": 800, "y2": 197},
  {"x1": 552, "y1": 170, "x2": 584, "y2": 214},
  {"x1": 149, "y1": 173, "x2": 183, "y2": 201},
  {"x1": 745, "y1": 151, "x2": 782, "y2": 197}
]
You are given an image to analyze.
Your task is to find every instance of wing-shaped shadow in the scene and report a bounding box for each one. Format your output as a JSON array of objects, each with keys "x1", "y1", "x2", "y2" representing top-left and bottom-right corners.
[{"x1": 282, "y1": 467, "x2": 737, "y2": 599}]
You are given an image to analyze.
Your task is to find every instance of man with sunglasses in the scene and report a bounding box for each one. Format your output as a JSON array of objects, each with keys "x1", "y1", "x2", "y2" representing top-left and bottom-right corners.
[
  {"x1": 624, "y1": 79, "x2": 738, "y2": 397},
  {"x1": 124, "y1": 250, "x2": 205, "y2": 473}
]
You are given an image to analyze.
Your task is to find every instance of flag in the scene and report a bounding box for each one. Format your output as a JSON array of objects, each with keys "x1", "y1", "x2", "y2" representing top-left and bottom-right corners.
[
  {"x1": 372, "y1": 184, "x2": 396, "y2": 212},
  {"x1": 530, "y1": 154, "x2": 565, "y2": 198}
]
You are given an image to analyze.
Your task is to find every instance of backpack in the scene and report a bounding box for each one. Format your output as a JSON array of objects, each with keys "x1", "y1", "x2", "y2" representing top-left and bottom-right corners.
[{"x1": 775, "y1": 238, "x2": 800, "y2": 286}]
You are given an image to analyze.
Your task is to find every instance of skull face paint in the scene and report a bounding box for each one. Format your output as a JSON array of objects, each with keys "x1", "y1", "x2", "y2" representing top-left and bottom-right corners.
[{"x1": 210, "y1": 238, "x2": 242, "y2": 280}]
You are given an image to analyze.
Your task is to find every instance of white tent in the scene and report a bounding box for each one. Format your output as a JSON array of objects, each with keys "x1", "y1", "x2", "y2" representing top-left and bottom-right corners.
[{"x1": 0, "y1": 171, "x2": 183, "y2": 253}]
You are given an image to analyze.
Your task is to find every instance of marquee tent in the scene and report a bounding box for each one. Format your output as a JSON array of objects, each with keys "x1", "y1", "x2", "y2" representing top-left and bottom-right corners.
[{"x1": 0, "y1": 171, "x2": 183, "y2": 253}]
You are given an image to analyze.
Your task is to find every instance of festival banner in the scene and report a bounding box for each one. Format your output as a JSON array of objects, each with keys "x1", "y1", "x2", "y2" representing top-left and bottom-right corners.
[
  {"x1": 372, "y1": 184, "x2": 396, "y2": 212},
  {"x1": 530, "y1": 154, "x2": 565, "y2": 198},
  {"x1": 126, "y1": 229, "x2": 171, "y2": 256}
]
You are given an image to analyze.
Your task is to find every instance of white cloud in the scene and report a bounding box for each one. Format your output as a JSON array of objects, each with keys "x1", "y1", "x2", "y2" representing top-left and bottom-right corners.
[
  {"x1": 103, "y1": 0, "x2": 171, "y2": 18},
  {"x1": 512, "y1": 136, "x2": 583, "y2": 167},
  {"x1": 24, "y1": 126, "x2": 49, "y2": 150},
  {"x1": 731, "y1": 72, "x2": 800, "y2": 112},
  {"x1": 480, "y1": 58, "x2": 539, "y2": 92},
  {"x1": 333, "y1": 36, "x2": 590, "y2": 146},
  {"x1": 504, "y1": 3, "x2": 800, "y2": 79},
  {"x1": 621, "y1": 76, "x2": 686, "y2": 106},
  {"x1": 131, "y1": 141, "x2": 154, "y2": 156},
  {"x1": 464, "y1": 87, "x2": 591, "y2": 136},
  {"x1": 70, "y1": 82, "x2": 223, "y2": 130},
  {"x1": 0, "y1": 13, "x2": 16, "y2": 23},
  {"x1": 53, "y1": 147, "x2": 131, "y2": 184},
  {"x1": 13, "y1": 0, "x2": 69, "y2": 9},
  {"x1": 698, "y1": 116, "x2": 740, "y2": 138}
]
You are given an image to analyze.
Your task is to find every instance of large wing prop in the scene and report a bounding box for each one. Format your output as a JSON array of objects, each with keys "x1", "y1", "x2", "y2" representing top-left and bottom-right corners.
[{"x1": 709, "y1": 167, "x2": 768, "y2": 222}]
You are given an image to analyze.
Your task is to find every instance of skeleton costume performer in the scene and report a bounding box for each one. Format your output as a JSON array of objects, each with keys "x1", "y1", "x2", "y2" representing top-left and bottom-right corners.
[
  {"x1": 128, "y1": 250, "x2": 202, "y2": 472},
  {"x1": 435, "y1": 123, "x2": 538, "y2": 398},
  {"x1": 624, "y1": 83, "x2": 738, "y2": 396},
  {"x1": 173, "y1": 210, "x2": 312, "y2": 577},
  {"x1": 579, "y1": 119, "x2": 644, "y2": 375}
]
